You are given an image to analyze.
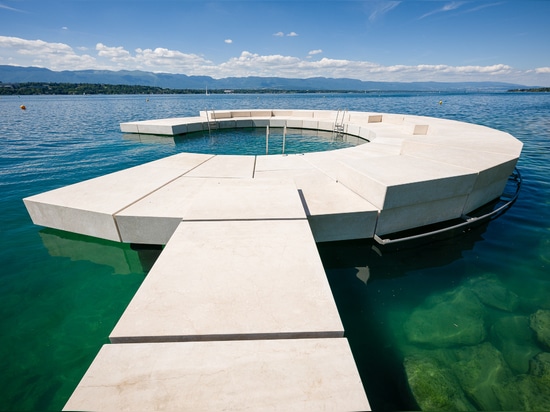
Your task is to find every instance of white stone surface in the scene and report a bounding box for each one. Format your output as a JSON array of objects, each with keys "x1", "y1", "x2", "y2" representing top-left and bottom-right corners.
[
  {"x1": 293, "y1": 172, "x2": 379, "y2": 241},
  {"x1": 110, "y1": 219, "x2": 343, "y2": 342},
  {"x1": 337, "y1": 155, "x2": 478, "y2": 210},
  {"x1": 120, "y1": 116, "x2": 205, "y2": 135},
  {"x1": 23, "y1": 153, "x2": 213, "y2": 241},
  {"x1": 64, "y1": 339, "x2": 370, "y2": 412},
  {"x1": 25, "y1": 109, "x2": 523, "y2": 244},
  {"x1": 185, "y1": 154, "x2": 256, "y2": 178},
  {"x1": 375, "y1": 195, "x2": 470, "y2": 235},
  {"x1": 115, "y1": 178, "x2": 307, "y2": 244}
]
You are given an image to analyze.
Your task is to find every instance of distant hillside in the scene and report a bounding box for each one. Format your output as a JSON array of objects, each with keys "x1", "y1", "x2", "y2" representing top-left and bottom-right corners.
[{"x1": 0, "y1": 65, "x2": 528, "y2": 92}]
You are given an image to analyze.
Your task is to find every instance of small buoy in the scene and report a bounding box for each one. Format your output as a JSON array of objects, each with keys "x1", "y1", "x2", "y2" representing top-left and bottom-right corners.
[
  {"x1": 20, "y1": 105, "x2": 26, "y2": 110},
  {"x1": 439, "y1": 100, "x2": 443, "y2": 105}
]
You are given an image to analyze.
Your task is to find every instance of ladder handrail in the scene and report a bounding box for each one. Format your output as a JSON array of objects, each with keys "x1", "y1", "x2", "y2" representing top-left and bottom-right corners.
[{"x1": 334, "y1": 109, "x2": 346, "y2": 135}]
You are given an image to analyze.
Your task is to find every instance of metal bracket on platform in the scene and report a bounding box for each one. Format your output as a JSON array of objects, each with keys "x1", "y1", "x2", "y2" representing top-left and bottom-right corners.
[{"x1": 374, "y1": 168, "x2": 522, "y2": 246}]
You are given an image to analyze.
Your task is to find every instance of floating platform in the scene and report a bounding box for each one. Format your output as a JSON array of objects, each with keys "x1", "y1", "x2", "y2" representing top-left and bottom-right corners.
[{"x1": 23, "y1": 109, "x2": 522, "y2": 411}]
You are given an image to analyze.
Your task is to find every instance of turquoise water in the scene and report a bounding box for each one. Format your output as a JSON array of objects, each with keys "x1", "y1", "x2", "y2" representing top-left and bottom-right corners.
[
  {"x1": 1, "y1": 93, "x2": 549, "y2": 410},
  {"x1": 129, "y1": 126, "x2": 366, "y2": 156}
]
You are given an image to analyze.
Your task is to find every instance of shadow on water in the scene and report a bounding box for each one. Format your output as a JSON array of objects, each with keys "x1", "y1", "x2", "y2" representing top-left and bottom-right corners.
[
  {"x1": 39, "y1": 228, "x2": 163, "y2": 274},
  {"x1": 317, "y1": 222, "x2": 492, "y2": 411}
]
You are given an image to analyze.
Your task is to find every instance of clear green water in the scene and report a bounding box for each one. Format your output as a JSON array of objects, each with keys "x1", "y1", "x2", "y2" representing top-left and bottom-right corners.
[{"x1": 1, "y1": 93, "x2": 549, "y2": 410}]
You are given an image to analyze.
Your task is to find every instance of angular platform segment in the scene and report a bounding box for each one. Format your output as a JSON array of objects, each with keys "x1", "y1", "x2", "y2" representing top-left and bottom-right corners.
[
  {"x1": 120, "y1": 116, "x2": 206, "y2": 135},
  {"x1": 110, "y1": 219, "x2": 343, "y2": 343},
  {"x1": 253, "y1": 155, "x2": 379, "y2": 241},
  {"x1": 64, "y1": 339, "x2": 370, "y2": 412},
  {"x1": 294, "y1": 172, "x2": 379, "y2": 242},
  {"x1": 23, "y1": 153, "x2": 213, "y2": 241}
]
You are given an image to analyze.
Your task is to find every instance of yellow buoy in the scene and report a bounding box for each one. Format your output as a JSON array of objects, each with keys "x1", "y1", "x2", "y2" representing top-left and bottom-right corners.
[
  {"x1": 439, "y1": 100, "x2": 443, "y2": 105},
  {"x1": 20, "y1": 105, "x2": 26, "y2": 110}
]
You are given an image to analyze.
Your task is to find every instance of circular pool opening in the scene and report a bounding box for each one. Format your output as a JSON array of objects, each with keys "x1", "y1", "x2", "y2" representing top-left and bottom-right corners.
[{"x1": 169, "y1": 127, "x2": 368, "y2": 155}]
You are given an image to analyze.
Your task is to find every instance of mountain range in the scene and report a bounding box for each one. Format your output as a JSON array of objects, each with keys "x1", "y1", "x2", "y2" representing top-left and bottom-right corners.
[{"x1": 0, "y1": 65, "x2": 528, "y2": 92}]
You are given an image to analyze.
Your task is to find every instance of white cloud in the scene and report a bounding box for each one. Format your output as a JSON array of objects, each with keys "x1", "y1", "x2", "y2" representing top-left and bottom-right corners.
[
  {"x1": 274, "y1": 31, "x2": 298, "y2": 37},
  {"x1": 369, "y1": 1, "x2": 401, "y2": 22},
  {"x1": 97, "y1": 43, "x2": 132, "y2": 61},
  {"x1": 0, "y1": 36, "x2": 97, "y2": 70},
  {"x1": 0, "y1": 3, "x2": 25, "y2": 12},
  {"x1": 61, "y1": 26, "x2": 68, "y2": 30},
  {"x1": 224, "y1": 39, "x2": 233, "y2": 44},
  {"x1": 464, "y1": 2, "x2": 504, "y2": 14},
  {"x1": 0, "y1": 35, "x2": 546, "y2": 85},
  {"x1": 419, "y1": 1, "x2": 464, "y2": 19},
  {"x1": 132, "y1": 47, "x2": 213, "y2": 73}
]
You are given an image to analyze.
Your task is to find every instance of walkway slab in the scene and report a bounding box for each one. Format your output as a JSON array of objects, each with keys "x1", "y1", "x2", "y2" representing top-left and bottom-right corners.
[
  {"x1": 110, "y1": 219, "x2": 343, "y2": 343},
  {"x1": 184, "y1": 154, "x2": 256, "y2": 178},
  {"x1": 64, "y1": 339, "x2": 370, "y2": 412},
  {"x1": 115, "y1": 178, "x2": 307, "y2": 244}
]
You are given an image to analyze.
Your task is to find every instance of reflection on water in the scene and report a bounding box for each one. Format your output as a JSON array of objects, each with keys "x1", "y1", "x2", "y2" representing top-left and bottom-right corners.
[
  {"x1": 122, "y1": 133, "x2": 177, "y2": 146},
  {"x1": 39, "y1": 229, "x2": 162, "y2": 275}
]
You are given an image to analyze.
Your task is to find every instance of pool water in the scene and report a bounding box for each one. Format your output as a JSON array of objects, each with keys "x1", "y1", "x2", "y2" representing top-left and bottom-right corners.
[
  {"x1": 131, "y1": 127, "x2": 367, "y2": 155},
  {"x1": 1, "y1": 93, "x2": 549, "y2": 411}
]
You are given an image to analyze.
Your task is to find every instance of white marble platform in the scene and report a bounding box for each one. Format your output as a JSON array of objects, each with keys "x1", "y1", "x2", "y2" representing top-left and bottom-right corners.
[
  {"x1": 110, "y1": 219, "x2": 343, "y2": 343},
  {"x1": 24, "y1": 109, "x2": 523, "y2": 411},
  {"x1": 23, "y1": 153, "x2": 213, "y2": 241},
  {"x1": 63, "y1": 339, "x2": 370, "y2": 412},
  {"x1": 26, "y1": 109, "x2": 523, "y2": 242}
]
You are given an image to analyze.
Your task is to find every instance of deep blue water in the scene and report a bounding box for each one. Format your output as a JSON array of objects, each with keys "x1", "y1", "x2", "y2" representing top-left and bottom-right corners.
[{"x1": 0, "y1": 92, "x2": 549, "y2": 410}]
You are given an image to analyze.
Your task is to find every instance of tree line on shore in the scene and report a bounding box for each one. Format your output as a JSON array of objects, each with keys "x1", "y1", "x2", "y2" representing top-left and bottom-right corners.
[
  {"x1": 508, "y1": 87, "x2": 550, "y2": 93},
  {"x1": 0, "y1": 82, "x2": 216, "y2": 95},
  {"x1": 3, "y1": 81, "x2": 547, "y2": 95},
  {"x1": 0, "y1": 82, "x2": 358, "y2": 95}
]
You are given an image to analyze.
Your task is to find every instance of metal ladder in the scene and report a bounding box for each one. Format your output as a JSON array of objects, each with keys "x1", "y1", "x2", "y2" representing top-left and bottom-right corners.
[
  {"x1": 205, "y1": 109, "x2": 219, "y2": 133},
  {"x1": 333, "y1": 109, "x2": 346, "y2": 137}
]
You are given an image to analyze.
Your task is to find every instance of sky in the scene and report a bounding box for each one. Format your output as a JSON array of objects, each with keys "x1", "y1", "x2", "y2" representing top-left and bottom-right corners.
[{"x1": 1, "y1": 0, "x2": 549, "y2": 86}]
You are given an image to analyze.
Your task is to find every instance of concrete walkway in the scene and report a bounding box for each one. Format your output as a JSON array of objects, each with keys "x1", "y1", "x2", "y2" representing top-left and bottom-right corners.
[{"x1": 23, "y1": 109, "x2": 523, "y2": 411}]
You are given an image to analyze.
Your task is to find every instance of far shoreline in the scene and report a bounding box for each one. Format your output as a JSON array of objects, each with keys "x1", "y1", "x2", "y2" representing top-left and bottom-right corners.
[{"x1": 2, "y1": 82, "x2": 548, "y2": 96}]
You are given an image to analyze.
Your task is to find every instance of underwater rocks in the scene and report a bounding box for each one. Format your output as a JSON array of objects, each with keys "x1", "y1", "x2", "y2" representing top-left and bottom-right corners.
[
  {"x1": 403, "y1": 344, "x2": 550, "y2": 411},
  {"x1": 404, "y1": 355, "x2": 476, "y2": 411},
  {"x1": 530, "y1": 309, "x2": 550, "y2": 350},
  {"x1": 452, "y1": 343, "x2": 514, "y2": 410},
  {"x1": 466, "y1": 273, "x2": 519, "y2": 312},
  {"x1": 491, "y1": 315, "x2": 541, "y2": 374},
  {"x1": 400, "y1": 275, "x2": 550, "y2": 410},
  {"x1": 404, "y1": 288, "x2": 486, "y2": 347},
  {"x1": 530, "y1": 352, "x2": 550, "y2": 384},
  {"x1": 493, "y1": 357, "x2": 550, "y2": 411}
]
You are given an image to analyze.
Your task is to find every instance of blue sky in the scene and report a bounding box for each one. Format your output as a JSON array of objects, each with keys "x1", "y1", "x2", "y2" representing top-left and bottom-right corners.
[{"x1": 1, "y1": 0, "x2": 549, "y2": 85}]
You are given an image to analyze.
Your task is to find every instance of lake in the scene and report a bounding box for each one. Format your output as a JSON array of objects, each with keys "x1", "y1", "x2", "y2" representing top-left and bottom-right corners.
[{"x1": 1, "y1": 92, "x2": 549, "y2": 410}]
